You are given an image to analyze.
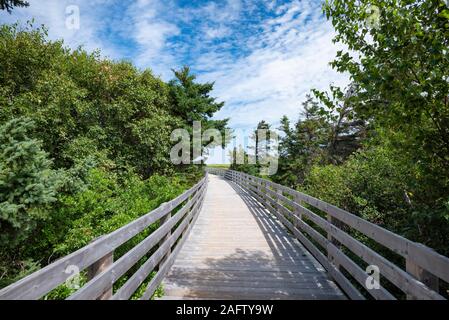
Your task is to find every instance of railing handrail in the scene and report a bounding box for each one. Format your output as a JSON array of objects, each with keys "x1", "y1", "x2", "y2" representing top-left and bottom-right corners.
[
  {"x1": 208, "y1": 168, "x2": 449, "y2": 300},
  {"x1": 0, "y1": 175, "x2": 208, "y2": 300}
]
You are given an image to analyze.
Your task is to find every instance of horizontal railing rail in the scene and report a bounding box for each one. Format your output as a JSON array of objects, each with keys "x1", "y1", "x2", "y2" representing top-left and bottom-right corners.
[
  {"x1": 208, "y1": 168, "x2": 449, "y2": 300},
  {"x1": 0, "y1": 175, "x2": 208, "y2": 300}
]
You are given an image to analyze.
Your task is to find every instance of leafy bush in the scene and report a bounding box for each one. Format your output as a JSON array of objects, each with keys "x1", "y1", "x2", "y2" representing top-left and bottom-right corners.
[
  {"x1": 0, "y1": 23, "x2": 225, "y2": 292},
  {"x1": 305, "y1": 145, "x2": 449, "y2": 256}
]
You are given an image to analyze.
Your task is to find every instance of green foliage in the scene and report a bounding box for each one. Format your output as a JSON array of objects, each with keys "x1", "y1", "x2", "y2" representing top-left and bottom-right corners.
[
  {"x1": 313, "y1": 0, "x2": 449, "y2": 255},
  {"x1": 274, "y1": 93, "x2": 366, "y2": 187},
  {"x1": 0, "y1": 258, "x2": 39, "y2": 289},
  {"x1": 269, "y1": 0, "x2": 449, "y2": 265},
  {"x1": 53, "y1": 170, "x2": 186, "y2": 255},
  {"x1": 207, "y1": 164, "x2": 230, "y2": 169},
  {"x1": 0, "y1": 0, "x2": 28, "y2": 13},
  {"x1": 250, "y1": 120, "x2": 272, "y2": 167},
  {"x1": 0, "y1": 118, "x2": 61, "y2": 247},
  {"x1": 0, "y1": 23, "x2": 226, "y2": 293},
  {"x1": 323, "y1": 0, "x2": 449, "y2": 173},
  {"x1": 0, "y1": 24, "x2": 228, "y2": 178},
  {"x1": 305, "y1": 145, "x2": 449, "y2": 255},
  {"x1": 169, "y1": 66, "x2": 229, "y2": 140},
  {"x1": 229, "y1": 145, "x2": 259, "y2": 176}
]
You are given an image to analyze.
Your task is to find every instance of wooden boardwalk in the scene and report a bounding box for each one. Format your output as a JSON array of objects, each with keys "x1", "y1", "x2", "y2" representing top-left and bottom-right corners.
[
  {"x1": 161, "y1": 175, "x2": 345, "y2": 300},
  {"x1": 2, "y1": 170, "x2": 448, "y2": 300}
]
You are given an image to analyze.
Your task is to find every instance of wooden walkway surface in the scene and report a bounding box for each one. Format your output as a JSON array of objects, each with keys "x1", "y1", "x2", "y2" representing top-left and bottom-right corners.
[
  {"x1": 3, "y1": 170, "x2": 447, "y2": 300},
  {"x1": 161, "y1": 175, "x2": 345, "y2": 300}
]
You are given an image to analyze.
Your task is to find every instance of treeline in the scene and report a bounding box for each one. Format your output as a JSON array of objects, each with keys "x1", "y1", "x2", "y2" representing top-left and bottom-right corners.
[
  {"x1": 232, "y1": 0, "x2": 449, "y2": 258},
  {"x1": 0, "y1": 23, "x2": 227, "y2": 291}
]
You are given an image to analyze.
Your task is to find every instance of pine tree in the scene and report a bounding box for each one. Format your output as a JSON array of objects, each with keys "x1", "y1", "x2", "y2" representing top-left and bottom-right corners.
[
  {"x1": 0, "y1": 118, "x2": 60, "y2": 247},
  {"x1": 0, "y1": 0, "x2": 29, "y2": 13},
  {"x1": 250, "y1": 120, "x2": 271, "y2": 167},
  {"x1": 168, "y1": 66, "x2": 230, "y2": 161}
]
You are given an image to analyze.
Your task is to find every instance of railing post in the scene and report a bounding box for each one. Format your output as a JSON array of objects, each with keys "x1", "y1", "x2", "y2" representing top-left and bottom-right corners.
[
  {"x1": 327, "y1": 214, "x2": 342, "y2": 269},
  {"x1": 406, "y1": 255, "x2": 439, "y2": 299},
  {"x1": 260, "y1": 180, "x2": 265, "y2": 204},
  {"x1": 182, "y1": 195, "x2": 194, "y2": 239},
  {"x1": 293, "y1": 193, "x2": 302, "y2": 228},
  {"x1": 159, "y1": 203, "x2": 172, "y2": 265},
  {"x1": 276, "y1": 187, "x2": 282, "y2": 214},
  {"x1": 87, "y1": 245, "x2": 113, "y2": 300}
]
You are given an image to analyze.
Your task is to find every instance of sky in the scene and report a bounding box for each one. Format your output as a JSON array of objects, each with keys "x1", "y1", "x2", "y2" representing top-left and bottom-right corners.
[{"x1": 0, "y1": 0, "x2": 349, "y2": 163}]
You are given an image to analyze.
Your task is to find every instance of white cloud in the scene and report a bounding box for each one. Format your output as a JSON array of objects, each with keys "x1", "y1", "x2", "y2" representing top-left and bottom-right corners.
[
  {"x1": 0, "y1": 0, "x2": 350, "y2": 164},
  {"x1": 123, "y1": 0, "x2": 179, "y2": 77},
  {"x1": 203, "y1": 25, "x2": 231, "y2": 40},
  {"x1": 197, "y1": 0, "x2": 349, "y2": 131},
  {"x1": 0, "y1": 0, "x2": 120, "y2": 59},
  {"x1": 197, "y1": 0, "x2": 350, "y2": 163}
]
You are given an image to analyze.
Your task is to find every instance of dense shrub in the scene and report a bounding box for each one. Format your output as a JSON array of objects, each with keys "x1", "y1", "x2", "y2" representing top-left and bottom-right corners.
[
  {"x1": 0, "y1": 23, "x2": 226, "y2": 291},
  {"x1": 0, "y1": 118, "x2": 61, "y2": 248},
  {"x1": 305, "y1": 145, "x2": 449, "y2": 257}
]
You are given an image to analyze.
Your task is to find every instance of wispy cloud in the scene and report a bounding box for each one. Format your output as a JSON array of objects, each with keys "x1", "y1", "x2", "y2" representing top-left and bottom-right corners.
[
  {"x1": 0, "y1": 0, "x2": 349, "y2": 163},
  {"x1": 0, "y1": 0, "x2": 123, "y2": 59},
  {"x1": 195, "y1": 0, "x2": 349, "y2": 131},
  {"x1": 121, "y1": 0, "x2": 180, "y2": 77}
]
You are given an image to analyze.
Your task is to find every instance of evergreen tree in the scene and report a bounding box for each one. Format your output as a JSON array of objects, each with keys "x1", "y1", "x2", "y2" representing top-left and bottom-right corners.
[
  {"x1": 250, "y1": 120, "x2": 271, "y2": 167},
  {"x1": 168, "y1": 66, "x2": 230, "y2": 167},
  {"x1": 229, "y1": 145, "x2": 258, "y2": 176},
  {"x1": 0, "y1": 0, "x2": 28, "y2": 13},
  {"x1": 0, "y1": 117, "x2": 60, "y2": 247},
  {"x1": 314, "y1": 85, "x2": 368, "y2": 164},
  {"x1": 169, "y1": 66, "x2": 229, "y2": 140},
  {"x1": 275, "y1": 95, "x2": 330, "y2": 186}
]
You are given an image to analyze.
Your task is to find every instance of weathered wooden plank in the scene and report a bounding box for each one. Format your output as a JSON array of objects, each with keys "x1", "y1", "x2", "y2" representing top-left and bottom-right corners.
[
  {"x1": 250, "y1": 185, "x2": 445, "y2": 299},
  {"x1": 167, "y1": 266, "x2": 332, "y2": 278},
  {"x1": 139, "y1": 185, "x2": 206, "y2": 300},
  {"x1": 260, "y1": 182, "x2": 444, "y2": 299},
  {"x1": 112, "y1": 187, "x2": 206, "y2": 300},
  {"x1": 236, "y1": 179, "x2": 364, "y2": 300},
  {"x1": 68, "y1": 184, "x2": 205, "y2": 300},
  {"x1": 237, "y1": 171, "x2": 413, "y2": 256},
  {"x1": 327, "y1": 244, "x2": 396, "y2": 300},
  {"x1": 87, "y1": 249, "x2": 113, "y2": 300},
  {"x1": 233, "y1": 181, "x2": 361, "y2": 299},
  {"x1": 230, "y1": 170, "x2": 449, "y2": 298},
  {"x1": 161, "y1": 288, "x2": 345, "y2": 300},
  {"x1": 163, "y1": 174, "x2": 345, "y2": 300},
  {"x1": 164, "y1": 283, "x2": 344, "y2": 296},
  {"x1": 167, "y1": 278, "x2": 337, "y2": 289},
  {"x1": 251, "y1": 172, "x2": 449, "y2": 285},
  {"x1": 0, "y1": 177, "x2": 206, "y2": 300},
  {"x1": 406, "y1": 243, "x2": 449, "y2": 285},
  {"x1": 166, "y1": 271, "x2": 332, "y2": 283},
  {"x1": 327, "y1": 222, "x2": 445, "y2": 300},
  {"x1": 140, "y1": 215, "x2": 197, "y2": 299},
  {"x1": 158, "y1": 210, "x2": 172, "y2": 266},
  {"x1": 406, "y1": 259, "x2": 440, "y2": 300}
]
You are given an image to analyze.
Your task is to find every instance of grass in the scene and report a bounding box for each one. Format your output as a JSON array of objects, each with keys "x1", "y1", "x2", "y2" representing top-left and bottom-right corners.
[{"x1": 206, "y1": 164, "x2": 230, "y2": 169}]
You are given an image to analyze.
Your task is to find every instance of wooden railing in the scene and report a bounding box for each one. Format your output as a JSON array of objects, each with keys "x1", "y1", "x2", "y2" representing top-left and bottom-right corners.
[
  {"x1": 209, "y1": 169, "x2": 449, "y2": 300},
  {"x1": 0, "y1": 175, "x2": 208, "y2": 300}
]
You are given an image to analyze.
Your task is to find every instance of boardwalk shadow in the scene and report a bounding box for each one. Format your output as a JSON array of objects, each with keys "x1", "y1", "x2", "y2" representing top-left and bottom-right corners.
[
  {"x1": 163, "y1": 175, "x2": 344, "y2": 299},
  {"x1": 202, "y1": 175, "x2": 315, "y2": 266},
  {"x1": 227, "y1": 179, "x2": 310, "y2": 263}
]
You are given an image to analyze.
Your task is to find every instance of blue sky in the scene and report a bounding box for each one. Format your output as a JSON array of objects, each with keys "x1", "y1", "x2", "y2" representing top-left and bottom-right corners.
[{"x1": 0, "y1": 0, "x2": 349, "y2": 163}]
